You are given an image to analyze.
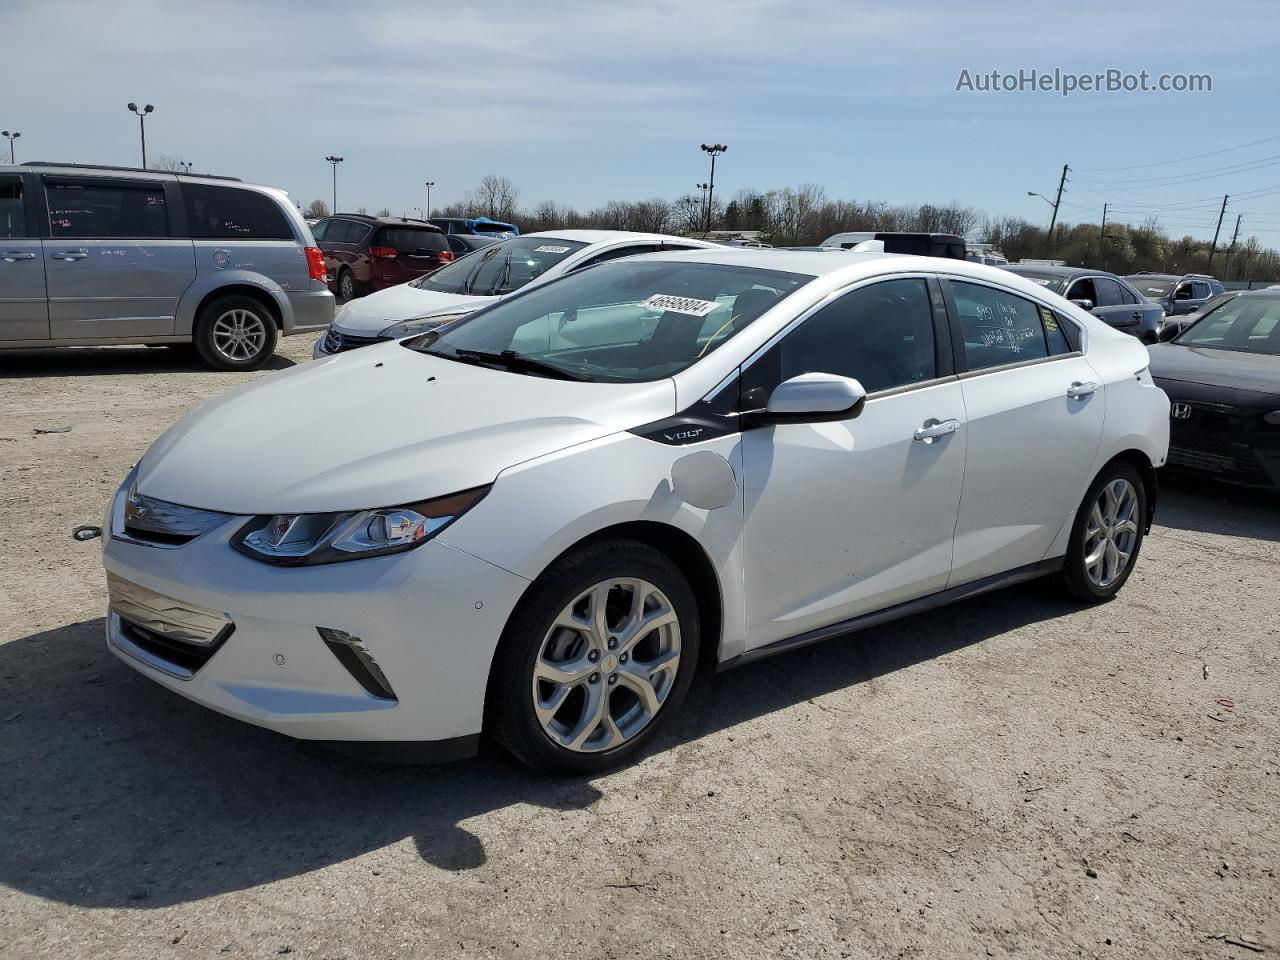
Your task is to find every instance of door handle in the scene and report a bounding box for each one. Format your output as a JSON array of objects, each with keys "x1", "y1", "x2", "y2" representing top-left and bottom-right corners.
[
  {"x1": 2, "y1": 251, "x2": 36, "y2": 262},
  {"x1": 1066, "y1": 381, "x2": 1097, "y2": 400},
  {"x1": 50, "y1": 251, "x2": 88, "y2": 261},
  {"x1": 914, "y1": 418, "x2": 959, "y2": 443}
]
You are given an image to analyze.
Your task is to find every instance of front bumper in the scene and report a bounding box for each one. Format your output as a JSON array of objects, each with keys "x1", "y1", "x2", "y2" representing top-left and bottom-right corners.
[
  {"x1": 313, "y1": 325, "x2": 392, "y2": 358},
  {"x1": 1164, "y1": 404, "x2": 1280, "y2": 489},
  {"x1": 102, "y1": 483, "x2": 530, "y2": 745}
]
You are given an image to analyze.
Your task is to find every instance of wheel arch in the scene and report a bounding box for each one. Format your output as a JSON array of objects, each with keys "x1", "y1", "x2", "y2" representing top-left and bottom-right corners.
[{"x1": 195, "y1": 284, "x2": 284, "y2": 330}]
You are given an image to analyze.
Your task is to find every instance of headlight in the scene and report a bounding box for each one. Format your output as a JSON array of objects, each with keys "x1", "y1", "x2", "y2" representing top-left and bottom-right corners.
[
  {"x1": 1264, "y1": 410, "x2": 1280, "y2": 426},
  {"x1": 378, "y1": 313, "x2": 467, "y2": 338},
  {"x1": 231, "y1": 486, "x2": 490, "y2": 566}
]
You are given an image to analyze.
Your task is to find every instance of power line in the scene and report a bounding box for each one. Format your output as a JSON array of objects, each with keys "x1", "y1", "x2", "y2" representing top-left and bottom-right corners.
[
  {"x1": 1073, "y1": 154, "x2": 1280, "y2": 188},
  {"x1": 1074, "y1": 134, "x2": 1280, "y2": 172}
]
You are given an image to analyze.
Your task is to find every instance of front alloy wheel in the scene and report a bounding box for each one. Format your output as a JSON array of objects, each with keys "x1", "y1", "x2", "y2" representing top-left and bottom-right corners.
[
  {"x1": 533, "y1": 578, "x2": 681, "y2": 753},
  {"x1": 487, "y1": 540, "x2": 700, "y2": 774}
]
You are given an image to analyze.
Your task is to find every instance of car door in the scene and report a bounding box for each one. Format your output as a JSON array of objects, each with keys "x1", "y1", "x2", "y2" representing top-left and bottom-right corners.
[
  {"x1": 740, "y1": 276, "x2": 967, "y2": 650},
  {"x1": 0, "y1": 172, "x2": 48, "y2": 341},
  {"x1": 942, "y1": 278, "x2": 1104, "y2": 586},
  {"x1": 1088, "y1": 276, "x2": 1143, "y2": 335},
  {"x1": 42, "y1": 176, "x2": 194, "y2": 339}
]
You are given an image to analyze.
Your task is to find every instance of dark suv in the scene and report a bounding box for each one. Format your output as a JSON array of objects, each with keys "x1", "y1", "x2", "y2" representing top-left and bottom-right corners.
[
  {"x1": 1125, "y1": 272, "x2": 1226, "y2": 317},
  {"x1": 312, "y1": 215, "x2": 453, "y2": 300}
]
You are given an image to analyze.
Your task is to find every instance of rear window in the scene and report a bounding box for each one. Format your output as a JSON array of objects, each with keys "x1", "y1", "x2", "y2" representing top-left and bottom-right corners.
[
  {"x1": 183, "y1": 184, "x2": 293, "y2": 240},
  {"x1": 1012, "y1": 272, "x2": 1065, "y2": 293},
  {"x1": 375, "y1": 226, "x2": 447, "y2": 252},
  {"x1": 1130, "y1": 277, "x2": 1174, "y2": 298},
  {"x1": 46, "y1": 180, "x2": 169, "y2": 239}
]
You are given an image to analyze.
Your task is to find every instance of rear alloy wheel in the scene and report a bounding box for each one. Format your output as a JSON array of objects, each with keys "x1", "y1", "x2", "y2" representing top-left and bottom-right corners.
[
  {"x1": 193, "y1": 295, "x2": 278, "y2": 371},
  {"x1": 338, "y1": 269, "x2": 358, "y2": 302},
  {"x1": 488, "y1": 541, "x2": 700, "y2": 774},
  {"x1": 1060, "y1": 461, "x2": 1146, "y2": 603}
]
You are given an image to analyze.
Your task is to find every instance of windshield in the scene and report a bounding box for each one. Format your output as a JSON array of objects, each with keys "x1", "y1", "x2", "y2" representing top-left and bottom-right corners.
[
  {"x1": 1176, "y1": 296, "x2": 1280, "y2": 354},
  {"x1": 1013, "y1": 272, "x2": 1065, "y2": 293},
  {"x1": 409, "y1": 260, "x2": 812, "y2": 382},
  {"x1": 410, "y1": 236, "x2": 588, "y2": 296},
  {"x1": 1131, "y1": 277, "x2": 1174, "y2": 298}
]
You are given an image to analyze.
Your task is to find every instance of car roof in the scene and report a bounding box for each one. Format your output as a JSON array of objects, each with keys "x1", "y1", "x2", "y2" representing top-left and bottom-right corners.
[
  {"x1": 1005, "y1": 264, "x2": 1107, "y2": 279},
  {"x1": 526, "y1": 229, "x2": 718, "y2": 246},
  {"x1": 8, "y1": 161, "x2": 249, "y2": 185},
  {"x1": 327, "y1": 214, "x2": 444, "y2": 232}
]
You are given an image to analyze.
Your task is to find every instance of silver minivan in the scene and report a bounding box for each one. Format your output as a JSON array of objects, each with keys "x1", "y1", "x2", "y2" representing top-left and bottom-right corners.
[{"x1": 0, "y1": 163, "x2": 333, "y2": 370}]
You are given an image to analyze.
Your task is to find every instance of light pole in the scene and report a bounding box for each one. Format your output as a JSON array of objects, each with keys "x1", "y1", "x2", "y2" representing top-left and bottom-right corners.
[
  {"x1": 696, "y1": 182, "x2": 709, "y2": 232},
  {"x1": 127, "y1": 103, "x2": 154, "y2": 168},
  {"x1": 424, "y1": 181, "x2": 435, "y2": 218},
  {"x1": 1, "y1": 131, "x2": 19, "y2": 164},
  {"x1": 699, "y1": 143, "x2": 727, "y2": 233},
  {"x1": 179, "y1": 160, "x2": 193, "y2": 174},
  {"x1": 325, "y1": 155, "x2": 343, "y2": 212}
]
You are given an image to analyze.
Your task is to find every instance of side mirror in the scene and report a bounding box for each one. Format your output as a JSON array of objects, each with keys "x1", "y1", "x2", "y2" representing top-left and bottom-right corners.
[
  {"x1": 750, "y1": 373, "x2": 867, "y2": 425},
  {"x1": 1158, "y1": 322, "x2": 1183, "y2": 342},
  {"x1": 1069, "y1": 298, "x2": 1095, "y2": 312}
]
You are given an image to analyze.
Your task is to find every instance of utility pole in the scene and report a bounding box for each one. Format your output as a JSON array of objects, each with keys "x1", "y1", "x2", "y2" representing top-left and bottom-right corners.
[
  {"x1": 1046, "y1": 163, "x2": 1069, "y2": 253},
  {"x1": 1206, "y1": 194, "x2": 1229, "y2": 272},
  {"x1": 1223, "y1": 213, "x2": 1243, "y2": 279},
  {"x1": 424, "y1": 181, "x2": 434, "y2": 218},
  {"x1": 1098, "y1": 203, "x2": 1108, "y2": 266},
  {"x1": 325, "y1": 155, "x2": 343, "y2": 213},
  {"x1": 700, "y1": 143, "x2": 727, "y2": 234}
]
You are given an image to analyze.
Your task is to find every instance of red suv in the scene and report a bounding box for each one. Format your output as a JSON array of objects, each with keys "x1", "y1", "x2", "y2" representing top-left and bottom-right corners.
[{"x1": 312, "y1": 215, "x2": 453, "y2": 300}]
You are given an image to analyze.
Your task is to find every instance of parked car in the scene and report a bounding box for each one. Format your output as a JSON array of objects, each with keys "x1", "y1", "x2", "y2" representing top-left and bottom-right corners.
[
  {"x1": 1149, "y1": 288, "x2": 1280, "y2": 488},
  {"x1": 103, "y1": 250, "x2": 1167, "y2": 773},
  {"x1": 1156, "y1": 289, "x2": 1243, "y2": 340},
  {"x1": 0, "y1": 162, "x2": 332, "y2": 370},
  {"x1": 1004, "y1": 264, "x2": 1164, "y2": 343},
  {"x1": 429, "y1": 216, "x2": 520, "y2": 237},
  {"x1": 446, "y1": 233, "x2": 501, "y2": 258},
  {"x1": 819, "y1": 232, "x2": 966, "y2": 260},
  {"x1": 1126, "y1": 272, "x2": 1226, "y2": 316},
  {"x1": 314, "y1": 230, "x2": 719, "y2": 356},
  {"x1": 312, "y1": 215, "x2": 453, "y2": 301}
]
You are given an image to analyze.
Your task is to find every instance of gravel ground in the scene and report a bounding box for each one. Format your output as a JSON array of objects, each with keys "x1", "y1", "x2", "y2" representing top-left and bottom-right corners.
[{"x1": 1, "y1": 336, "x2": 1277, "y2": 960}]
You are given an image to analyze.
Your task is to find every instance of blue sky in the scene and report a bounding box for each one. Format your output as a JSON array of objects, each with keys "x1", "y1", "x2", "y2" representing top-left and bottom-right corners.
[{"x1": 5, "y1": 0, "x2": 1279, "y2": 241}]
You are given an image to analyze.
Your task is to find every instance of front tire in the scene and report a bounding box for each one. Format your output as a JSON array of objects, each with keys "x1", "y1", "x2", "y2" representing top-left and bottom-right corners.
[
  {"x1": 1059, "y1": 461, "x2": 1147, "y2": 603},
  {"x1": 486, "y1": 541, "x2": 700, "y2": 775},
  {"x1": 193, "y1": 295, "x2": 278, "y2": 371}
]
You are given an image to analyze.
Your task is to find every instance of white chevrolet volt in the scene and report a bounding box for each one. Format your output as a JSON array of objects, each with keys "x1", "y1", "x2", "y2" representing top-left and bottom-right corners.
[
  {"x1": 313, "y1": 230, "x2": 719, "y2": 358},
  {"x1": 102, "y1": 249, "x2": 1169, "y2": 773}
]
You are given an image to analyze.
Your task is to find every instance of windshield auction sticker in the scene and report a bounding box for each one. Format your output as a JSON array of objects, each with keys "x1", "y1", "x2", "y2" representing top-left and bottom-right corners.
[
  {"x1": 534, "y1": 245, "x2": 572, "y2": 254},
  {"x1": 641, "y1": 294, "x2": 721, "y2": 317}
]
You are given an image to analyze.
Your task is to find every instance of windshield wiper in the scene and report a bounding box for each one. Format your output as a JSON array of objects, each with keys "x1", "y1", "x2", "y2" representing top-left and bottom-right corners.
[{"x1": 451, "y1": 348, "x2": 592, "y2": 381}]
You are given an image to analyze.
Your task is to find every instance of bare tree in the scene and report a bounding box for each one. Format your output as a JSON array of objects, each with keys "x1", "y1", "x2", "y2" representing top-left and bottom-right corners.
[
  {"x1": 150, "y1": 155, "x2": 186, "y2": 172},
  {"x1": 467, "y1": 175, "x2": 520, "y2": 220},
  {"x1": 302, "y1": 199, "x2": 330, "y2": 219}
]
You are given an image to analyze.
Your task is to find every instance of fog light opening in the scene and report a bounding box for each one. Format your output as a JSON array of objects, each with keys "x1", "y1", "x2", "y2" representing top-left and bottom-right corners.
[{"x1": 318, "y1": 627, "x2": 398, "y2": 702}]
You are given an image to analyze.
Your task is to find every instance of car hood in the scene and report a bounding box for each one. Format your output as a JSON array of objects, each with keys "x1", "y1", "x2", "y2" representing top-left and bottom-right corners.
[
  {"x1": 1147, "y1": 343, "x2": 1280, "y2": 396},
  {"x1": 333, "y1": 285, "x2": 498, "y2": 335},
  {"x1": 137, "y1": 343, "x2": 676, "y2": 514}
]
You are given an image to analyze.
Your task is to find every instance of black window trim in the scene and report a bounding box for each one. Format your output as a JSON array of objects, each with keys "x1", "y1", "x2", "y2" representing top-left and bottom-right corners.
[
  {"x1": 937, "y1": 274, "x2": 1085, "y2": 379},
  {"x1": 729, "y1": 272, "x2": 958, "y2": 406},
  {"x1": 0, "y1": 171, "x2": 41, "y2": 239}
]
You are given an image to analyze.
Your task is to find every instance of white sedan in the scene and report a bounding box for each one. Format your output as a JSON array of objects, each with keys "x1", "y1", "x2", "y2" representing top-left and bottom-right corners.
[
  {"x1": 313, "y1": 229, "x2": 718, "y2": 357},
  {"x1": 103, "y1": 249, "x2": 1169, "y2": 774}
]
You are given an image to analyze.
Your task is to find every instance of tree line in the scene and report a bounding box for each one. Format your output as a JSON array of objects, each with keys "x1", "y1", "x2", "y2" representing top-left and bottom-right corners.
[{"x1": 303, "y1": 175, "x2": 1280, "y2": 282}]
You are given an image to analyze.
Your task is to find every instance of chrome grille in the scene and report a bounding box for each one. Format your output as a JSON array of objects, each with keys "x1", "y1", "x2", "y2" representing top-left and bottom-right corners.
[
  {"x1": 324, "y1": 328, "x2": 390, "y2": 353},
  {"x1": 123, "y1": 487, "x2": 232, "y2": 545}
]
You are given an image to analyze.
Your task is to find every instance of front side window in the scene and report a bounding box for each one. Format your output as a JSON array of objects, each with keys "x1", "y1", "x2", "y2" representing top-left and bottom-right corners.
[
  {"x1": 183, "y1": 184, "x2": 293, "y2": 240},
  {"x1": 951, "y1": 280, "x2": 1050, "y2": 370},
  {"x1": 1177, "y1": 297, "x2": 1280, "y2": 355},
  {"x1": 415, "y1": 260, "x2": 811, "y2": 382},
  {"x1": 1093, "y1": 277, "x2": 1124, "y2": 307},
  {"x1": 410, "y1": 236, "x2": 588, "y2": 296},
  {"x1": 1065, "y1": 277, "x2": 1097, "y2": 303},
  {"x1": 0, "y1": 176, "x2": 25, "y2": 238},
  {"x1": 744, "y1": 278, "x2": 937, "y2": 396},
  {"x1": 46, "y1": 181, "x2": 168, "y2": 239},
  {"x1": 574, "y1": 244, "x2": 663, "y2": 270}
]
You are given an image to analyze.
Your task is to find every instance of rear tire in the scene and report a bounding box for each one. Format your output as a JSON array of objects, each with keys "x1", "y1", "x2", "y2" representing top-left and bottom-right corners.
[
  {"x1": 1059, "y1": 460, "x2": 1147, "y2": 603},
  {"x1": 486, "y1": 541, "x2": 700, "y2": 775},
  {"x1": 193, "y1": 295, "x2": 278, "y2": 371},
  {"x1": 337, "y1": 268, "x2": 362, "y2": 302}
]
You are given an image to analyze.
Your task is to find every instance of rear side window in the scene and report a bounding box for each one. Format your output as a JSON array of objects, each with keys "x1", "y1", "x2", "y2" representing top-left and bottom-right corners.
[
  {"x1": 574, "y1": 244, "x2": 664, "y2": 270},
  {"x1": 183, "y1": 184, "x2": 292, "y2": 240},
  {"x1": 1191, "y1": 281, "x2": 1212, "y2": 299},
  {"x1": 1093, "y1": 277, "x2": 1124, "y2": 307},
  {"x1": 1040, "y1": 305, "x2": 1073, "y2": 354},
  {"x1": 374, "y1": 226, "x2": 447, "y2": 252},
  {"x1": 46, "y1": 181, "x2": 168, "y2": 239},
  {"x1": 310, "y1": 218, "x2": 330, "y2": 241},
  {"x1": 325, "y1": 220, "x2": 369, "y2": 244},
  {"x1": 0, "y1": 176, "x2": 25, "y2": 238},
  {"x1": 950, "y1": 280, "x2": 1050, "y2": 370}
]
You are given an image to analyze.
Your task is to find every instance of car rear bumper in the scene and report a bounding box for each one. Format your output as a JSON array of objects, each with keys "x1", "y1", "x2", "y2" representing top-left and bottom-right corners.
[
  {"x1": 101, "y1": 483, "x2": 530, "y2": 746},
  {"x1": 282, "y1": 286, "x2": 336, "y2": 335}
]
